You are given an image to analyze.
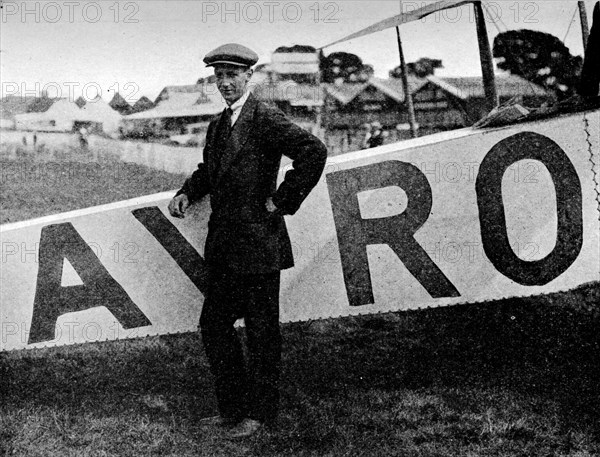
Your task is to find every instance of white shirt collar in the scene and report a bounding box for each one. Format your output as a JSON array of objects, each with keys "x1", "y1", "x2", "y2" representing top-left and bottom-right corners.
[{"x1": 227, "y1": 90, "x2": 251, "y2": 126}]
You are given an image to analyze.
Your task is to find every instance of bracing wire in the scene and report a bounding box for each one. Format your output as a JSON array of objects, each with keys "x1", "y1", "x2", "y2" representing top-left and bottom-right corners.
[
  {"x1": 483, "y1": 0, "x2": 509, "y2": 34},
  {"x1": 562, "y1": 5, "x2": 580, "y2": 43}
]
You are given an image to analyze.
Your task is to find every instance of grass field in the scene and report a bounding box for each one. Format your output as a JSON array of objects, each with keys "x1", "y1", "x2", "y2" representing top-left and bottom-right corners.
[
  {"x1": 2, "y1": 286, "x2": 599, "y2": 456},
  {"x1": 0, "y1": 142, "x2": 187, "y2": 224},
  {"x1": 1, "y1": 139, "x2": 599, "y2": 456}
]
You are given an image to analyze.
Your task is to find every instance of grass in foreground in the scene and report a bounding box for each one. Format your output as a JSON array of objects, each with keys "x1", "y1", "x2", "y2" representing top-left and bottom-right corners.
[
  {"x1": 1, "y1": 282, "x2": 599, "y2": 456},
  {"x1": 0, "y1": 146, "x2": 186, "y2": 224}
]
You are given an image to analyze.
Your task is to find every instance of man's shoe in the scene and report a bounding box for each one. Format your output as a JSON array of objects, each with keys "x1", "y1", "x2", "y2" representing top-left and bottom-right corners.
[
  {"x1": 228, "y1": 418, "x2": 264, "y2": 439},
  {"x1": 198, "y1": 415, "x2": 240, "y2": 428}
]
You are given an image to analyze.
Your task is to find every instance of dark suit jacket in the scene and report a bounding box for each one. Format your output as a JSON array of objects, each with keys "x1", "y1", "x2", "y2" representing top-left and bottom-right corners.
[{"x1": 177, "y1": 93, "x2": 327, "y2": 274}]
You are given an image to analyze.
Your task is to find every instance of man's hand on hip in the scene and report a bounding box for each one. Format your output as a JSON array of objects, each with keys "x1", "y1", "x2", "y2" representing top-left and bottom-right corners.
[{"x1": 169, "y1": 194, "x2": 190, "y2": 218}]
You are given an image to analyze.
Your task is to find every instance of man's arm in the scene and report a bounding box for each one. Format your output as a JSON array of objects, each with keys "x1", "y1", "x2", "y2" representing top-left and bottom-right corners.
[
  {"x1": 175, "y1": 162, "x2": 210, "y2": 203},
  {"x1": 169, "y1": 123, "x2": 214, "y2": 218},
  {"x1": 267, "y1": 110, "x2": 327, "y2": 216}
]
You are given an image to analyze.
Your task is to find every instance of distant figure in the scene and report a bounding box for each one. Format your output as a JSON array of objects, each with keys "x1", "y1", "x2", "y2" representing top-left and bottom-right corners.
[
  {"x1": 367, "y1": 121, "x2": 386, "y2": 148},
  {"x1": 33, "y1": 132, "x2": 38, "y2": 151},
  {"x1": 22, "y1": 135, "x2": 27, "y2": 146},
  {"x1": 78, "y1": 127, "x2": 89, "y2": 149},
  {"x1": 359, "y1": 122, "x2": 371, "y2": 149}
]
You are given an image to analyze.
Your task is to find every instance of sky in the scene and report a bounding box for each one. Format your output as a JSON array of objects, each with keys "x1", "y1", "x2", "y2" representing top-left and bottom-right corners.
[{"x1": 0, "y1": 1, "x2": 596, "y2": 103}]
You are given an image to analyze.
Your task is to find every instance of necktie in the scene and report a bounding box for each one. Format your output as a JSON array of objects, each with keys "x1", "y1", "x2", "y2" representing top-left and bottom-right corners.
[
  {"x1": 221, "y1": 107, "x2": 233, "y2": 138},
  {"x1": 214, "y1": 108, "x2": 233, "y2": 165}
]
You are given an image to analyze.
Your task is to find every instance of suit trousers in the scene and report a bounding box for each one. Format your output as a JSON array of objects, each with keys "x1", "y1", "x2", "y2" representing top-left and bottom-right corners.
[{"x1": 200, "y1": 267, "x2": 281, "y2": 423}]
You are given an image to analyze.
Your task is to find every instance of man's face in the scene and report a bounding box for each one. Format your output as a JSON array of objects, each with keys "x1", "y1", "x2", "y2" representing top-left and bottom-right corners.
[{"x1": 214, "y1": 64, "x2": 252, "y2": 105}]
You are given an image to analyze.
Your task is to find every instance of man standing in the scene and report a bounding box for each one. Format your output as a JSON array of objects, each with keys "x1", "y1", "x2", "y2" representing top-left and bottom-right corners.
[
  {"x1": 367, "y1": 121, "x2": 386, "y2": 148},
  {"x1": 168, "y1": 43, "x2": 327, "y2": 438},
  {"x1": 358, "y1": 122, "x2": 371, "y2": 150}
]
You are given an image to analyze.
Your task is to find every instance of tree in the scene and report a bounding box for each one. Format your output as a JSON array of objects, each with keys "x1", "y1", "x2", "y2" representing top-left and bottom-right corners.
[
  {"x1": 196, "y1": 75, "x2": 216, "y2": 84},
  {"x1": 362, "y1": 64, "x2": 375, "y2": 80},
  {"x1": 389, "y1": 57, "x2": 443, "y2": 79},
  {"x1": 273, "y1": 45, "x2": 320, "y2": 84},
  {"x1": 321, "y1": 51, "x2": 371, "y2": 84},
  {"x1": 493, "y1": 29, "x2": 583, "y2": 99},
  {"x1": 274, "y1": 44, "x2": 317, "y2": 54},
  {"x1": 27, "y1": 92, "x2": 55, "y2": 113}
]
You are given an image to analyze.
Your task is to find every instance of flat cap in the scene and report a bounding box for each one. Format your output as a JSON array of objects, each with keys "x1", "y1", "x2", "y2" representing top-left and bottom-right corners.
[{"x1": 203, "y1": 43, "x2": 259, "y2": 68}]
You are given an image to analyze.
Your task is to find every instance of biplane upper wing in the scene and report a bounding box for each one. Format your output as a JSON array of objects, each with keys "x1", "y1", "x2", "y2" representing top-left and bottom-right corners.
[{"x1": 320, "y1": 0, "x2": 474, "y2": 49}]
